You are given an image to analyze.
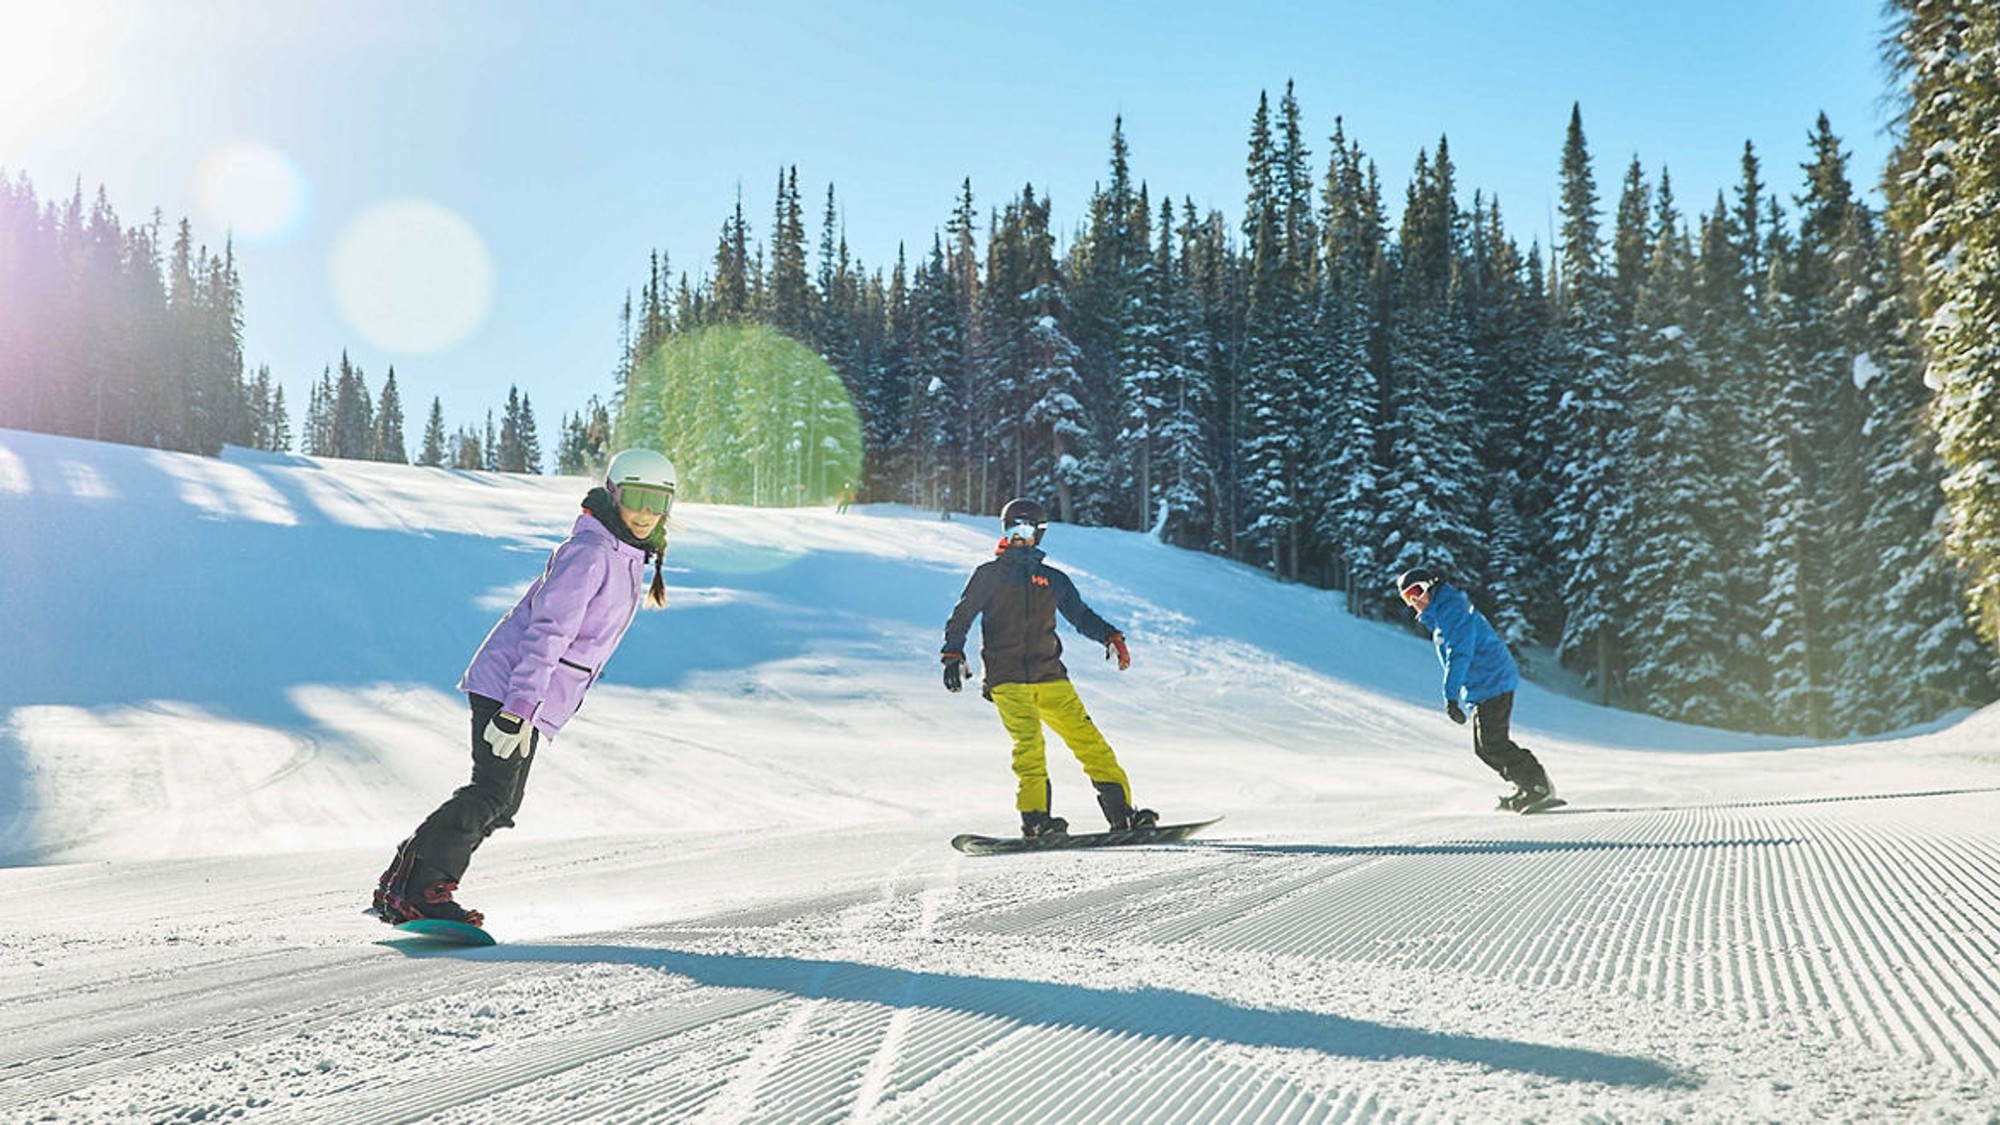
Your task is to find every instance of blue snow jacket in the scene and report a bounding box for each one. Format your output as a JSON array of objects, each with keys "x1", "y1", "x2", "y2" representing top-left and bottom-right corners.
[{"x1": 1417, "y1": 582, "x2": 1520, "y2": 708}]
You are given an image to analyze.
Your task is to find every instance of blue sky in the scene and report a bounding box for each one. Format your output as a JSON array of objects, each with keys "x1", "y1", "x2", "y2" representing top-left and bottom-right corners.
[{"x1": 1, "y1": 1, "x2": 1900, "y2": 458}]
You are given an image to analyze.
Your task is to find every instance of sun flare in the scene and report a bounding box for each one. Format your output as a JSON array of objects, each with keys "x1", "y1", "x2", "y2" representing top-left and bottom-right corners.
[{"x1": 0, "y1": 0, "x2": 120, "y2": 150}]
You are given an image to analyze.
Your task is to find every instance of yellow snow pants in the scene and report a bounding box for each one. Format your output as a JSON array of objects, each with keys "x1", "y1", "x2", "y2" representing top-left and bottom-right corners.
[{"x1": 989, "y1": 680, "x2": 1132, "y2": 813}]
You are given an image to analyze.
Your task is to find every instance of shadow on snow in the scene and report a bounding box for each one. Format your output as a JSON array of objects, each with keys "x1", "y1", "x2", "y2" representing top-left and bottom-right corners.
[{"x1": 415, "y1": 943, "x2": 1692, "y2": 1091}]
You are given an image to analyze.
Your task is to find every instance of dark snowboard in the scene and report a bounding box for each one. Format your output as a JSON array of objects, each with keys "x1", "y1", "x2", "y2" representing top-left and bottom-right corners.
[
  {"x1": 1515, "y1": 795, "x2": 1568, "y2": 815},
  {"x1": 951, "y1": 816, "x2": 1222, "y2": 856}
]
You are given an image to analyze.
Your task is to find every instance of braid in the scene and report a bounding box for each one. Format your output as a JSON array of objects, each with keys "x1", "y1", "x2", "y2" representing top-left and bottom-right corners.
[{"x1": 646, "y1": 553, "x2": 668, "y2": 608}]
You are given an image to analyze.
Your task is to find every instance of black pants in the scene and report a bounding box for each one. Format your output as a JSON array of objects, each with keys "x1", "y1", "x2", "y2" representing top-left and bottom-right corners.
[
  {"x1": 398, "y1": 694, "x2": 538, "y2": 884},
  {"x1": 1470, "y1": 692, "x2": 1545, "y2": 787}
]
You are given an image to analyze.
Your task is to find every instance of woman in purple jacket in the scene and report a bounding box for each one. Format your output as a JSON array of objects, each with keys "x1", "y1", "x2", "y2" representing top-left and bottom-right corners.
[{"x1": 371, "y1": 449, "x2": 678, "y2": 929}]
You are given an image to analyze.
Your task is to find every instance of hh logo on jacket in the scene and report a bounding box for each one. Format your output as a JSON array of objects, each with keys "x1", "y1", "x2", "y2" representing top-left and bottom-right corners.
[{"x1": 1031, "y1": 575, "x2": 1050, "y2": 587}]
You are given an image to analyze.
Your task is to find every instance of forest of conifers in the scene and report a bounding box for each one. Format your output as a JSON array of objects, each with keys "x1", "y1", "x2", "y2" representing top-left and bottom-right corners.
[{"x1": 3, "y1": 4, "x2": 1995, "y2": 738}]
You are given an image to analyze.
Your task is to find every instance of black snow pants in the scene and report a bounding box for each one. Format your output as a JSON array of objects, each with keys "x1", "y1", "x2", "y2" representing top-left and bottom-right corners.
[
  {"x1": 398, "y1": 694, "x2": 538, "y2": 884},
  {"x1": 1470, "y1": 691, "x2": 1546, "y2": 788}
]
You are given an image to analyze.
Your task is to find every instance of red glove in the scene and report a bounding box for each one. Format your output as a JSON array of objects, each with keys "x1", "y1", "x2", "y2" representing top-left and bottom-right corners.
[{"x1": 1105, "y1": 632, "x2": 1131, "y2": 671}]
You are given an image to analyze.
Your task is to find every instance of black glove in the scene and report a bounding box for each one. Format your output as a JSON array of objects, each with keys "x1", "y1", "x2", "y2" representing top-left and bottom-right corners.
[
  {"x1": 1445, "y1": 700, "x2": 1467, "y2": 725},
  {"x1": 942, "y1": 654, "x2": 967, "y2": 693}
]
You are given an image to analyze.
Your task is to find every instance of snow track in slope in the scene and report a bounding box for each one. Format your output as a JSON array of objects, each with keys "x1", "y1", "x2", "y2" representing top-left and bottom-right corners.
[{"x1": 8, "y1": 791, "x2": 2000, "y2": 1122}]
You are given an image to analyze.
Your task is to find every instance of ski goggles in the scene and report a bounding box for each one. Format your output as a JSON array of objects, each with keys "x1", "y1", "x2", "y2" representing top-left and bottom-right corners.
[
  {"x1": 1003, "y1": 518, "x2": 1043, "y2": 541},
  {"x1": 1400, "y1": 581, "x2": 1432, "y2": 603},
  {"x1": 615, "y1": 483, "x2": 676, "y2": 516}
]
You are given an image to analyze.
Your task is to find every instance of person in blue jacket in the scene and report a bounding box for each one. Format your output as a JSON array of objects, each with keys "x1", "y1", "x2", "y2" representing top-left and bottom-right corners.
[{"x1": 1397, "y1": 566, "x2": 1558, "y2": 812}]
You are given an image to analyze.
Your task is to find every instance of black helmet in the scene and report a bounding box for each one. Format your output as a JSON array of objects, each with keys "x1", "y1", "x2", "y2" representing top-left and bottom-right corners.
[
  {"x1": 1395, "y1": 566, "x2": 1438, "y2": 595},
  {"x1": 999, "y1": 498, "x2": 1048, "y2": 544}
]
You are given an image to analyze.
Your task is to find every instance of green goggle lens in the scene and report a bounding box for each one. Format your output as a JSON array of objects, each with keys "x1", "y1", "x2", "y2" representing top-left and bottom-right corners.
[{"x1": 616, "y1": 484, "x2": 675, "y2": 515}]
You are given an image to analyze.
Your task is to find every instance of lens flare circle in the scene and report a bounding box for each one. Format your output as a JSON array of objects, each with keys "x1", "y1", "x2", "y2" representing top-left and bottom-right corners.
[
  {"x1": 621, "y1": 323, "x2": 864, "y2": 512},
  {"x1": 193, "y1": 142, "x2": 308, "y2": 242},
  {"x1": 331, "y1": 198, "x2": 494, "y2": 355}
]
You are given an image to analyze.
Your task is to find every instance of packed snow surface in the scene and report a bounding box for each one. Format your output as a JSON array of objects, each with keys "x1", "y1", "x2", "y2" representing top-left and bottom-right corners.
[{"x1": 2, "y1": 427, "x2": 1998, "y2": 1122}]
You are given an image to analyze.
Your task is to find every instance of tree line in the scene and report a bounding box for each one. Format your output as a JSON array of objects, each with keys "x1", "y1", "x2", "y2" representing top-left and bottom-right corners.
[
  {"x1": 0, "y1": 170, "x2": 617, "y2": 475},
  {"x1": 613, "y1": 78, "x2": 1996, "y2": 737},
  {"x1": 0, "y1": 174, "x2": 277, "y2": 456}
]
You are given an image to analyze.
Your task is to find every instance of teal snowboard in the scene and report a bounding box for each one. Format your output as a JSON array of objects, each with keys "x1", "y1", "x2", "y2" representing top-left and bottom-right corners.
[{"x1": 393, "y1": 918, "x2": 496, "y2": 946}]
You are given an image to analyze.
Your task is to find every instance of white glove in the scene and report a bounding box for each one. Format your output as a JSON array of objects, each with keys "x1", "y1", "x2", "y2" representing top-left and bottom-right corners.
[{"x1": 484, "y1": 711, "x2": 533, "y2": 759}]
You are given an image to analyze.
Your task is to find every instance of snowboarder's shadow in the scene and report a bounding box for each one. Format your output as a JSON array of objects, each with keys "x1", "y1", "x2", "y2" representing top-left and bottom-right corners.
[
  {"x1": 1537, "y1": 785, "x2": 2000, "y2": 817},
  {"x1": 1196, "y1": 836, "x2": 1797, "y2": 859},
  {"x1": 458, "y1": 943, "x2": 1691, "y2": 1090}
]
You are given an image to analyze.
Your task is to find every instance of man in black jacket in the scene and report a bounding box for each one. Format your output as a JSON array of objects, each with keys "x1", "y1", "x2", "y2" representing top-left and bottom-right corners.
[{"x1": 942, "y1": 498, "x2": 1157, "y2": 838}]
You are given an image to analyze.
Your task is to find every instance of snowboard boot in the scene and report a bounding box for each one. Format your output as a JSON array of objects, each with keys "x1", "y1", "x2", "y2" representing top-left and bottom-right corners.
[
  {"x1": 1093, "y1": 781, "x2": 1159, "y2": 831},
  {"x1": 1020, "y1": 810, "x2": 1070, "y2": 839},
  {"x1": 1497, "y1": 774, "x2": 1559, "y2": 814},
  {"x1": 372, "y1": 847, "x2": 485, "y2": 928}
]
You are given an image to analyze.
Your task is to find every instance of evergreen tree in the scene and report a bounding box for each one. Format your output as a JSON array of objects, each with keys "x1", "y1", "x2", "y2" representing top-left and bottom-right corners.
[
  {"x1": 1150, "y1": 195, "x2": 1215, "y2": 546},
  {"x1": 1838, "y1": 220, "x2": 1996, "y2": 728},
  {"x1": 331, "y1": 352, "x2": 373, "y2": 459},
  {"x1": 419, "y1": 397, "x2": 448, "y2": 467},
  {"x1": 267, "y1": 383, "x2": 291, "y2": 453},
  {"x1": 1609, "y1": 156, "x2": 1653, "y2": 332},
  {"x1": 373, "y1": 366, "x2": 407, "y2": 463},
  {"x1": 711, "y1": 193, "x2": 752, "y2": 322},
  {"x1": 497, "y1": 386, "x2": 527, "y2": 472},
  {"x1": 1314, "y1": 117, "x2": 1387, "y2": 610},
  {"x1": 766, "y1": 166, "x2": 812, "y2": 340},
  {"x1": 557, "y1": 394, "x2": 613, "y2": 476},
  {"x1": 1548, "y1": 104, "x2": 1633, "y2": 701},
  {"x1": 1621, "y1": 176, "x2": 1736, "y2": 724},
  {"x1": 453, "y1": 425, "x2": 484, "y2": 470},
  {"x1": 1755, "y1": 247, "x2": 1827, "y2": 735},
  {"x1": 1376, "y1": 139, "x2": 1484, "y2": 597},
  {"x1": 1887, "y1": 0, "x2": 2000, "y2": 653},
  {"x1": 303, "y1": 367, "x2": 334, "y2": 456},
  {"x1": 1457, "y1": 194, "x2": 1541, "y2": 643},
  {"x1": 1235, "y1": 88, "x2": 1316, "y2": 577},
  {"x1": 902, "y1": 235, "x2": 967, "y2": 510}
]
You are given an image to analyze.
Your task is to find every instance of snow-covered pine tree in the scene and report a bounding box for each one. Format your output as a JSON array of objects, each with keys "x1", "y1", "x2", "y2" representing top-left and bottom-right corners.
[
  {"x1": 983, "y1": 185, "x2": 1091, "y2": 520},
  {"x1": 1621, "y1": 174, "x2": 1736, "y2": 724},
  {"x1": 496, "y1": 386, "x2": 527, "y2": 473},
  {"x1": 1236, "y1": 88, "x2": 1317, "y2": 578},
  {"x1": 711, "y1": 194, "x2": 752, "y2": 324},
  {"x1": 1548, "y1": 105, "x2": 1634, "y2": 702},
  {"x1": 1458, "y1": 194, "x2": 1540, "y2": 645},
  {"x1": 1376, "y1": 140, "x2": 1485, "y2": 600},
  {"x1": 1152, "y1": 195, "x2": 1215, "y2": 546},
  {"x1": 1312, "y1": 118, "x2": 1386, "y2": 610},
  {"x1": 1609, "y1": 156, "x2": 1653, "y2": 334},
  {"x1": 373, "y1": 366, "x2": 407, "y2": 463},
  {"x1": 766, "y1": 167, "x2": 812, "y2": 343},
  {"x1": 1116, "y1": 186, "x2": 1171, "y2": 530},
  {"x1": 1887, "y1": 0, "x2": 2000, "y2": 654},
  {"x1": 1755, "y1": 243, "x2": 1830, "y2": 736},
  {"x1": 1179, "y1": 199, "x2": 1240, "y2": 554},
  {"x1": 332, "y1": 352, "x2": 373, "y2": 461},
  {"x1": 1687, "y1": 193, "x2": 1766, "y2": 727},
  {"x1": 1836, "y1": 218, "x2": 1997, "y2": 730},
  {"x1": 902, "y1": 235, "x2": 967, "y2": 511},
  {"x1": 419, "y1": 397, "x2": 447, "y2": 467}
]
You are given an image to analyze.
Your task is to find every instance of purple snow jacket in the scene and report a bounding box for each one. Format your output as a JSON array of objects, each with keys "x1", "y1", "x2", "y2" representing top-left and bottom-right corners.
[{"x1": 458, "y1": 513, "x2": 650, "y2": 737}]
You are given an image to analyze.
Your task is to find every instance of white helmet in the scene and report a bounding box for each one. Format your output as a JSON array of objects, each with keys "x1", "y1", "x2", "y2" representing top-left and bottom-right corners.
[
  {"x1": 605, "y1": 448, "x2": 678, "y2": 492},
  {"x1": 605, "y1": 448, "x2": 678, "y2": 517}
]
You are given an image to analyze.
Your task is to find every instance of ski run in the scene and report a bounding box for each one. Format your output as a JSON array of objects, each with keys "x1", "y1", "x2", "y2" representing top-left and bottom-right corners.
[{"x1": 2, "y1": 427, "x2": 1998, "y2": 1122}]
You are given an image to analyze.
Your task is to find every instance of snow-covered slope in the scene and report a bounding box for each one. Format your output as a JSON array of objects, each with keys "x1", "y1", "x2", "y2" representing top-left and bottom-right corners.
[{"x1": 2, "y1": 428, "x2": 1997, "y2": 1122}]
